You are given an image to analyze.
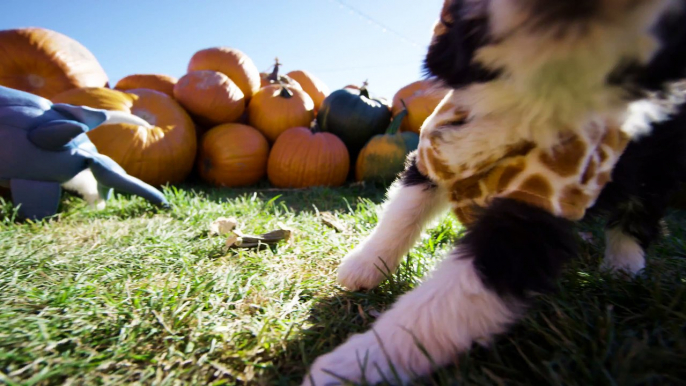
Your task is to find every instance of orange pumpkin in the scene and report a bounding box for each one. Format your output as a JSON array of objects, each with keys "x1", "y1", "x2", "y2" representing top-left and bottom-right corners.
[
  {"x1": 198, "y1": 123, "x2": 269, "y2": 187},
  {"x1": 188, "y1": 47, "x2": 260, "y2": 102},
  {"x1": 391, "y1": 80, "x2": 449, "y2": 134},
  {"x1": 286, "y1": 70, "x2": 329, "y2": 112},
  {"x1": 0, "y1": 27, "x2": 108, "y2": 99},
  {"x1": 248, "y1": 84, "x2": 314, "y2": 142},
  {"x1": 267, "y1": 126, "x2": 349, "y2": 188},
  {"x1": 173, "y1": 70, "x2": 245, "y2": 125},
  {"x1": 115, "y1": 74, "x2": 178, "y2": 97},
  {"x1": 52, "y1": 87, "x2": 196, "y2": 186},
  {"x1": 260, "y1": 58, "x2": 301, "y2": 89}
]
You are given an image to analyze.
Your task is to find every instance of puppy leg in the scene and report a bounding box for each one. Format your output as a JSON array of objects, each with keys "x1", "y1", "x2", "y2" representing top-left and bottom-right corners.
[
  {"x1": 307, "y1": 199, "x2": 577, "y2": 385},
  {"x1": 599, "y1": 105, "x2": 686, "y2": 275},
  {"x1": 337, "y1": 158, "x2": 449, "y2": 291}
]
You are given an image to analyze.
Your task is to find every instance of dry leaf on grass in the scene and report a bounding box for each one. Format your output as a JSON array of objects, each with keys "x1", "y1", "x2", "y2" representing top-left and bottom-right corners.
[
  {"x1": 319, "y1": 211, "x2": 347, "y2": 232},
  {"x1": 226, "y1": 229, "x2": 292, "y2": 249},
  {"x1": 209, "y1": 217, "x2": 238, "y2": 236}
]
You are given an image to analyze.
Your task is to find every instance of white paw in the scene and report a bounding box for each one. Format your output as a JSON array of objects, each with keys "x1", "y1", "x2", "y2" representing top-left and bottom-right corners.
[
  {"x1": 302, "y1": 331, "x2": 408, "y2": 386},
  {"x1": 337, "y1": 246, "x2": 395, "y2": 291},
  {"x1": 602, "y1": 227, "x2": 645, "y2": 277}
]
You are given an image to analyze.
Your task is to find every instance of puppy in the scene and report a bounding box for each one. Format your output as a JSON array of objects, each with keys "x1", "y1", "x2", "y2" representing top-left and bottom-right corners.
[{"x1": 304, "y1": 0, "x2": 686, "y2": 384}]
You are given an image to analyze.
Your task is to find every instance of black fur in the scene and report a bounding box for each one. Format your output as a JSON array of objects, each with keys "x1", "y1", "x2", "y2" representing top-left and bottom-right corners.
[
  {"x1": 460, "y1": 198, "x2": 578, "y2": 299},
  {"x1": 423, "y1": 0, "x2": 501, "y2": 89},
  {"x1": 400, "y1": 152, "x2": 437, "y2": 189},
  {"x1": 605, "y1": 6, "x2": 686, "y2": 97},
  {"x1": 592, "y1": 102, "x2": 686, "y2": 249},
  {"x1": 635, "y1": 6, "x2": 686, "y2": 92}
]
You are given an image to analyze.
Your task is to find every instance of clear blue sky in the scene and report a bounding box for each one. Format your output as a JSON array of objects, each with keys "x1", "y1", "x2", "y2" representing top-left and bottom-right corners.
[{"x1": 1, "y1": 0, "x2": 444, "y2": 99}]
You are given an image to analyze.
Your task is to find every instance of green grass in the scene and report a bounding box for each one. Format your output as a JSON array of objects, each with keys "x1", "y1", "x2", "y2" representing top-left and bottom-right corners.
[{"x1": 0, "y1": 184, "x2": 685, "y2": 385}]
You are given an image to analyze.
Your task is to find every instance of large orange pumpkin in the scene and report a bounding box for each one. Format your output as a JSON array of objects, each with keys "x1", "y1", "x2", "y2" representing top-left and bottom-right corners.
[
  {"x1": 248, "y1": 84, "x2": 315, "y2": 142},
  {"x1": 198, "y1": 124, "x2": 269, "y2": 187},
  {"x1": 391, "y1": 80, "x2": 449, "y2": 134},
  {"x1": 188, "y1": 47, "x2": 260, "y2": 102},
  {"x1": 286, "y1": 70, "x2": 329, "y2": 112},
  {"x1": 0, "y1": 27, "x2": 108, "y2": 99},
  {"x1": 267, "y1": 126, "x2": 349, "y2": 188},
  {"x1": 173, "y1": 70, "x2": 245, "y2": 125},
  {"x1": 52, "y1": 87, "x2": 196, "y2": 186},
  {"x1": 115, "y1": 74, "x2": 177, "y2": 98}
]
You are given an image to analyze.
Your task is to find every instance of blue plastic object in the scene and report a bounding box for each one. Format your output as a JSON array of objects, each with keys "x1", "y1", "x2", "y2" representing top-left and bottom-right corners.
[{"x1": 0, "y1": 85, "x2": 169, "y2": 220}]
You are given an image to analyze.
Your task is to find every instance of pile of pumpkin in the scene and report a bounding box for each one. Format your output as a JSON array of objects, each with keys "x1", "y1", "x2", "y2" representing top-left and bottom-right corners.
[{"x1": 0, "y1": 27, "x2": 449, "y2": 189}]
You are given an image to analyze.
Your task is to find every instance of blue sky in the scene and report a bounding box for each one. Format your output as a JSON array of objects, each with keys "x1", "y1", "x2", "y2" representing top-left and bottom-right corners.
[{"x1": 1, "y1": 0, "x2": 444, "y2": 99}]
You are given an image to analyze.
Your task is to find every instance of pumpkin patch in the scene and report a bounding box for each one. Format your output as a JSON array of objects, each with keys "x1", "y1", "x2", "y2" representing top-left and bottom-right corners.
[
  {"x1": 173, "y1": 70, "x2": 245, "y2": 125},
  {"x1": 198, "y1": 123, "x2": 269, "y2": 187},
  {"x1": 286, "y1": 70, "x2": 329, "y2": 112},
  {"x1": 0, "y1": 27, "x2": 108, "y2": 99},
  {"x1": 391, "y1": 80, "x2": 449, "y2": 134},
  {"x1": 188, "y1": 47, "x2": 261, "y2": 102},
  {"x1": 355, "y1": 109, "x2": 418, "y2": 183},
  {"x1": 317, "y1": 85, "x2": 391, "y2": 156},
  {"x1": 52, "y1": 87, "x2": 197, "y2": 186},
  {"x1": 115, "y1": 74, "x2": 178, "y2": 98},
  {"x1": 267, "y1": 126, "x2": 349, "y2": 188},
  {"x1": 248, "y1": 84, "x2": 314, "y2": 142}
]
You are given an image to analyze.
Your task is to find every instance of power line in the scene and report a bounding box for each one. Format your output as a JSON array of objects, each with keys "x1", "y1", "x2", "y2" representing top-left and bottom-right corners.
[{"x1": 329, "y1": 0, "x2": 424, "y2": 49}]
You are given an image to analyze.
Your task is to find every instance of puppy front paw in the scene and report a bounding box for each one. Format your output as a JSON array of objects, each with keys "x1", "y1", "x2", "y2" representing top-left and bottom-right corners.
[
  {"x1": 302, "y1": 331, "x2": 406, "y2": 386},
  {"x1": 337, "y1": 247, "x2": 395, "y2": 291}
]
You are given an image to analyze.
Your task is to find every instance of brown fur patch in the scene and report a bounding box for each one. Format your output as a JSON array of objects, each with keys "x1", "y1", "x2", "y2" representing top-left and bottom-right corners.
[
  {"x1": 497, "y1": 161, "x2": 526, "y2": 191},
  {"x1": 598, "y1": 146, "x2": 608, "y2": 163},
  {"x1": 454, "y1": 205, "x2": 478, "y2": 225},
  {"x1": 539, "y1": 133, "x2": 587, "y2": 177},
  {"x1": 596, "y1": 171, "x2": 612, "y2": 186},
  {"x1": 425, "y1": 148, "x2": 455, "y2": 180},
  {"x1": 559, "y1": 185, "x2": 592, "y2": 220},
  {"x1": 451, "y1": 174, "x2": 483, "y2": 201},
  {"x1": 504, "y1": 174, "x2": 554, "y2": 213}
]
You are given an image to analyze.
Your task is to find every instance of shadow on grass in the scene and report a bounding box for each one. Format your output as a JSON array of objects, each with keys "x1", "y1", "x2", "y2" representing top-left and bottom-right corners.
[
  {"x1": 264, "y1": 277, "x2": 416, "y2": 385},
  {"x1": 174, "y1": 180, "x2": 387, "y2": 214}
]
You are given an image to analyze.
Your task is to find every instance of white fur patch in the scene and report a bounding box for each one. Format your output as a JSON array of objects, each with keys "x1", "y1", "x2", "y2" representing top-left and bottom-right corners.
[
  {"x1": 62, "y1": 169, "x2": 106, "y2": 209},
  {"x1": 307, "y1": 253, "x2": 519, "y2": 385},
  {"x1": 337, "y1": 182, "x2": 450, "y2": 291},
  {"x1": 601, "y1": 226, "x2": 646, "y2": 275}
]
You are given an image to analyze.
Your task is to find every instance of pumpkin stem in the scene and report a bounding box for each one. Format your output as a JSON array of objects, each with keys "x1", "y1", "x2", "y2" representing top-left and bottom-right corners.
[
  {"x1": 279, "y1": 86, "x2": 294, "y2": 98},
  {"x1": 268, "y1": 57, "x2": 281, "y2": 82},
  {"x1": 386, "y1": 99, "x2": 408, "y2": 135},
  {"x1": 360, "y1": 79, "x2": 370, "y2": 99},
  {"x1": 310, "y1": 119, "x2": 321, "y2": 133}
]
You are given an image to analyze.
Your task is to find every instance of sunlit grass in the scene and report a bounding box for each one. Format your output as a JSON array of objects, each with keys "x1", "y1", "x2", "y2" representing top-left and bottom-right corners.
[{"x1": 0, "y1": 185, "x2": 684, "y2": 385}]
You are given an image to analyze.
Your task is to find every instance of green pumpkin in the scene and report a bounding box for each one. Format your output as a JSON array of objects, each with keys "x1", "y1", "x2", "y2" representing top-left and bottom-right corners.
[
  {"x1": 316, "y1": 85, "x2": 392, "y2": 155},
  {"x1": 355, "y1": 109, "x2": 416, "y2": 183}
]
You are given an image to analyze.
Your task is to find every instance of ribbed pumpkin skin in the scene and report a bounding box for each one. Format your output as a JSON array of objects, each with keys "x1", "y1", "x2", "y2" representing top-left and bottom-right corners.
[
  {"x1": 188, "y1": 47, "x2": 260, "y2": 101},
  {"x1": 391, "y1": 80, "x2": 449, "y2": 134},
  {"x1": 355, "y1": 134, "x2": 408, "y2": 183},
  {"x1": 52, "y1": 87, "x2": 196, "y2": 186},
  {"x1": 0, "y1": 28, "x2": 108, "y2": 99},
  {"x1": 173, "y1": 70, "x2": 245, "y2": 125},
  {"x1": 198, "y1": 124, "x2": 269, "y2": 187},
  {"x1": 317, "y1": 88, "x2": 391, "y2": 155},
  {"x1": 248, "y1": 85, "x2": 314, "y2": 142},
  {"x1": 268, "y1": 127, "x2": 349, "y2": 188},
  {"x1": 115, "y1": 74, "x2": 178, "y2": 97},
  {"x1": 286, "y1": 70, "x2": 330, "y2": 112}
]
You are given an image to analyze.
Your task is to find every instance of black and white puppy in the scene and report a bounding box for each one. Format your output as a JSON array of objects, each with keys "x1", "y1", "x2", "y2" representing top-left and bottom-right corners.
[{"x1": 304, "y1": 1, "x2": 686, "y2": 384}]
